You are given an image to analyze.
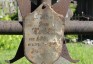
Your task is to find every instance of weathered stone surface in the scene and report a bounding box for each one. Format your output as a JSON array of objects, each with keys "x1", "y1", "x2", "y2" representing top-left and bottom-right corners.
[{"x1": 24, "y1": 3, "x2": 64, "y2": 64}]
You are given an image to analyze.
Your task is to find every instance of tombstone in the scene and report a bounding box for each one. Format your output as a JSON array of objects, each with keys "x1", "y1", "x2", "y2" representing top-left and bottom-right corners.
[{"x1": 24, "y1": 3, "x2": 64, "y2": 64}]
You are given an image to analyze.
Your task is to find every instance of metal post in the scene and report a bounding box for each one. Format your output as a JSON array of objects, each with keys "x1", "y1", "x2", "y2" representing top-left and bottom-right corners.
[{"x1": 0, "y1": 21, "x2": 93, "y2": 35}]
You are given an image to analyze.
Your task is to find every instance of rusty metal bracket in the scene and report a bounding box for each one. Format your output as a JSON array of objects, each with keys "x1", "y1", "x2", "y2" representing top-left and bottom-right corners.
[
  {"x1": 17, "y1": 0, "x2": 31, "y2": 20},
  {"x1": 52, "y1": 0, "x2": 71, "y2": 17}
]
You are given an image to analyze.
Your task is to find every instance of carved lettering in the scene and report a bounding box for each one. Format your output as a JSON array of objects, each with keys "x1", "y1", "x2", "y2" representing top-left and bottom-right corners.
[
  {"x1": 31, "y1": 48, "x2": 39, "y2": 53},
  {"x1": 28, "y1": 43, "x2": 40, "y2": 46},
  {"x1": 32, "y1": 28, "x2": 40, "y2": 34},
  {"x1": 31, "y1": 28, "x2": 55, "y2": 34},
  {"x1": 29, "y1": 38, "x2": 35, "y2": 41},
  {"x1": 47, "y1": 28, "x2": 55, "y2": 34},
  {"x1": 36, "y1": 36, "x2": 47, "y2": 41},
  {"x1": 39, "y1": 22, "x2": 49, "y2": 26}
]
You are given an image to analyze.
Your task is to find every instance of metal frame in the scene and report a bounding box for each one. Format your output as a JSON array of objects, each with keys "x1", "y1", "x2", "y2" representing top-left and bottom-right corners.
[{"x1": 0, "y1": 21, "x2": 93, "y2": 35}]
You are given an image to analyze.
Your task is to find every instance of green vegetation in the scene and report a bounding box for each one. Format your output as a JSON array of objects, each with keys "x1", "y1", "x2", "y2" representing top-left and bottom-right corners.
[
  {"x1": 0, "y1": 0, "x2": 18, "y2": 21},
  {"x1": 67, "y1": 43, "x2": 93, "y2": 64},
  {"x1": 0, "y1": 36, "x2": 93, "y2": 64},
  {"x1": 0, "y1": 12, "x2": 18, "y2": 21},
  {"x1": 0, "y1": 35, "x2": 22, "y2": 50},
  {"x1": 66, "y1": 35, "x2": 78, "y2": 40},
  {"x1": 0, "y1": 15, "x2": 11, "y2": 21},
  {"x1": 70, "y1": 1, "x2": 77, "y2": 13},
  {"x1": 0, "y1": 35, "x2": 30, "y2": 64},
  {"x1": 0, "y1": 50, "x2": 31, "y2": 64}
]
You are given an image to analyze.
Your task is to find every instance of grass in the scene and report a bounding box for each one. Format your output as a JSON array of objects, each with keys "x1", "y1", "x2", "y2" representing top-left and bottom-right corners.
[
  {"x1": 0, "y1": 35, "x2": 31, "y2": 64},
  {"x1": 0, "y1": 35, "x2": 93, "y2": 64},
  {"x1": 67, "y1": 43, "x2": 93, "y2": 64},
  {"x1": 0, "y1": 50, "x2": 30, "y2": 64}
]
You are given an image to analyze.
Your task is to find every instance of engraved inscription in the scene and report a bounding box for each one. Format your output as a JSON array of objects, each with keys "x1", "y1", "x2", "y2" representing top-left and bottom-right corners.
[
  {"x1": 36, "y1": 36, "x2": 47, "y2": 41},
  {"x1": 31, "y1": 27, "x2": 55, "y2": 34},
  {"x1": 28, "y1": 43, "x2": 40, "y2": 47},
  {"x1": 30, "y1": 48, "x2": 39, "y2": 53},
  {"x1": 32, "y1": 28, "x2": 40, "y2": 34},
  {"x1": 29, "y1": 38, "x2": 35, "y2": 41},
  {"x1": 28, "y1": 36, "x2": 48, "y2": 42},
  {"x1": 39, "y1": 22, "x2": 49, "y2": 26},
  {"x1": 28, "y1": 42, "x2": 57, "y2": 47},
  {"x1": 24, "y1": 4, "x2": 64, "y2": 64}
]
